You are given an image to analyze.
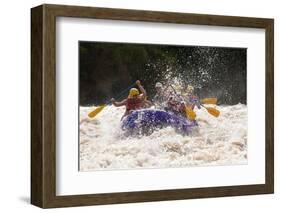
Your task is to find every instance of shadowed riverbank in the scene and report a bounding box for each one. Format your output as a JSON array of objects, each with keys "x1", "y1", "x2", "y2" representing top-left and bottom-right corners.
[{"x1": 79, "y1": 42, "x2": 246, "y2": 106}]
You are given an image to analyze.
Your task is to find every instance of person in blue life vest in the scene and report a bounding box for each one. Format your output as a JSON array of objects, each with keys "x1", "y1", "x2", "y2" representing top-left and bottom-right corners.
[{"x1": 111, "y1": 80, "x2": 147, "y2": 120}]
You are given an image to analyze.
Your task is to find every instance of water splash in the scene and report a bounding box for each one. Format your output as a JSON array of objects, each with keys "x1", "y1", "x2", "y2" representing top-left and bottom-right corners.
[{"x1": 79, "y1": 104, "x2": 247, "y2": 171}]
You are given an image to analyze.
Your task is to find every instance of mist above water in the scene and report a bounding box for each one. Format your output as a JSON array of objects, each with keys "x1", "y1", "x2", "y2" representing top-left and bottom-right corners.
[{"x1": 79, "y1": 42, "x2": 246, "y2": 106}]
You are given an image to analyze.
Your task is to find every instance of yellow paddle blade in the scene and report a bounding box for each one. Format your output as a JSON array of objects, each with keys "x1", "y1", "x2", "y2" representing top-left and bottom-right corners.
[
  {"x1": 201, "y1": 98, "x2": 217, "y2": 105},
  {"x1": 88, "y1": 105, "x2": 106, "y2": 118},
  {"x1": 206, "y1": 107, "x2": 220, "y2": 117},
  {"x1": 185, "y1": 106, "x2": 196, "y2": 120}
]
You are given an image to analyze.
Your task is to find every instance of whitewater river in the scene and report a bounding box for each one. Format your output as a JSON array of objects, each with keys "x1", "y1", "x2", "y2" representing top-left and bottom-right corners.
[{"x1": 79, "y1": 104, "x2": 247, "y2": 171}]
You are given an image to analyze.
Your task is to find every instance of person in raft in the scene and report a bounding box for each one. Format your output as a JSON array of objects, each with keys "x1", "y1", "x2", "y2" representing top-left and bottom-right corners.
[
  {"x1": 152, "y1": 82, "x2": 186, "y2": 117},
  {"x1": 111, "y1": 80, "x2": 147, "y2": 120},
  {"x1": 184, "y1": 85, "x2": 201, "y2": 110},
  {"x1": 165, "y1": 90, "x2": 186, "y2": 117},
  {"x1": 152, "y1": 82, "x2": 169, "y2": 109}
]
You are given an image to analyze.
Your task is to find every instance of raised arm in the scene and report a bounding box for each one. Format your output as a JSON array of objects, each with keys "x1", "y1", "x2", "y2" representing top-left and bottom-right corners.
[
  {"x1": 136, "y1": 80, "x2": 147, "y2": 100},
  {"x1": 111, "y1": 98, "x2": 127, "y2": 107}
]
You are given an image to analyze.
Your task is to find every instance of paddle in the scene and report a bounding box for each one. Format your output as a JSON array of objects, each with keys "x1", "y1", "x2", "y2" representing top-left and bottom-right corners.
[
  {"x1": 185, "y1": 106, "x2": 196, "y2": 120},
  {"x1": 185, "y1": 98, "x2": 218, "y2": 119},
  {"x1": 88, "y1": 82, "x2": 136, "y2": 118},
  {"x1": 201, "y1": 97, "x2": 217, "y2": 105},
  {"x1": 201, "y1": 104, "x2": 220, "y2": 117},
  {"x1": 88, "y1": 105, "x2": 106, "y2": 118}
]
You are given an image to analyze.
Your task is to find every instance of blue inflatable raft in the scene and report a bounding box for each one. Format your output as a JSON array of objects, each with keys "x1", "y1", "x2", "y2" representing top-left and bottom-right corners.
[{"x1": 121, "y1": 109, "x2": 197, "y2": 135}]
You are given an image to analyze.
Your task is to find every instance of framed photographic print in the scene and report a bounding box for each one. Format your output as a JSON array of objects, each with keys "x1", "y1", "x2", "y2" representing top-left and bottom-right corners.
[{"x1": 31, "y1": 4, "x2": 274, "y2": 208}]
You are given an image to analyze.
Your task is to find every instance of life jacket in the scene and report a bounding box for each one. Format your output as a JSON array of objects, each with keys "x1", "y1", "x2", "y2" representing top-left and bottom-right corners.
[
  {"x1": 126, "y1": 98, "x2": 143, "y2": 111},
  {"x1": 167, "y1": 95, "x2": 186, "y2": 115}
]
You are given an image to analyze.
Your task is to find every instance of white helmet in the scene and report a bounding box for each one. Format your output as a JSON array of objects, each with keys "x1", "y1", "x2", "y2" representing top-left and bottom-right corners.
[{"x1": 155, "y1": 82, "x2": 163, "y2": 88}]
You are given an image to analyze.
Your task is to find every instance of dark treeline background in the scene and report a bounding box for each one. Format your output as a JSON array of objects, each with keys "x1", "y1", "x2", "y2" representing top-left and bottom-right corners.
[{"x1": 79, "y1": 41, "x2": 246, "y2": 106}]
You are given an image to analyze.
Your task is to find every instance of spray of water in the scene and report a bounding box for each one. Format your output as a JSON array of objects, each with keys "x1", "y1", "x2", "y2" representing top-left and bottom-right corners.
[
  {"x1": 80, "y1": 102, "x2": 247, "y2": 171},
  {"x1": 81, "y1": 47, "x2": 249, "y2": 171}
]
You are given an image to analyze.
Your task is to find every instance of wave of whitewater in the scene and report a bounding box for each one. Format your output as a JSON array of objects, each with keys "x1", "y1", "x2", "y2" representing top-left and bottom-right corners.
[{"x1": 79, "y1": 104, "x2": 247, "y2": 171}]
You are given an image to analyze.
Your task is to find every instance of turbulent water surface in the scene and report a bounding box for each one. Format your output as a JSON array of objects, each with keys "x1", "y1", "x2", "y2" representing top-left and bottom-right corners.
[{"x1": 79, "y1": 104, "x2": 247, "y2": 171}]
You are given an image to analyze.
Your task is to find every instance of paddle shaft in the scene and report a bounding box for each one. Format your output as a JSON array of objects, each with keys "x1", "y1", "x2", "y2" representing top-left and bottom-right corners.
[
  {"x1": 88, "y1": 82, "x2": 136, "y2": 118},
  {"x1": 106, "y1": 82, "x2": 136, "y2": 105}
]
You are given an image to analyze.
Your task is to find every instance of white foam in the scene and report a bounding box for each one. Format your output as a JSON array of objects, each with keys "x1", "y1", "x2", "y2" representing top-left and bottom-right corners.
[{"x1": 79, "y1": 104, "x2": 247, "y2": 171}]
